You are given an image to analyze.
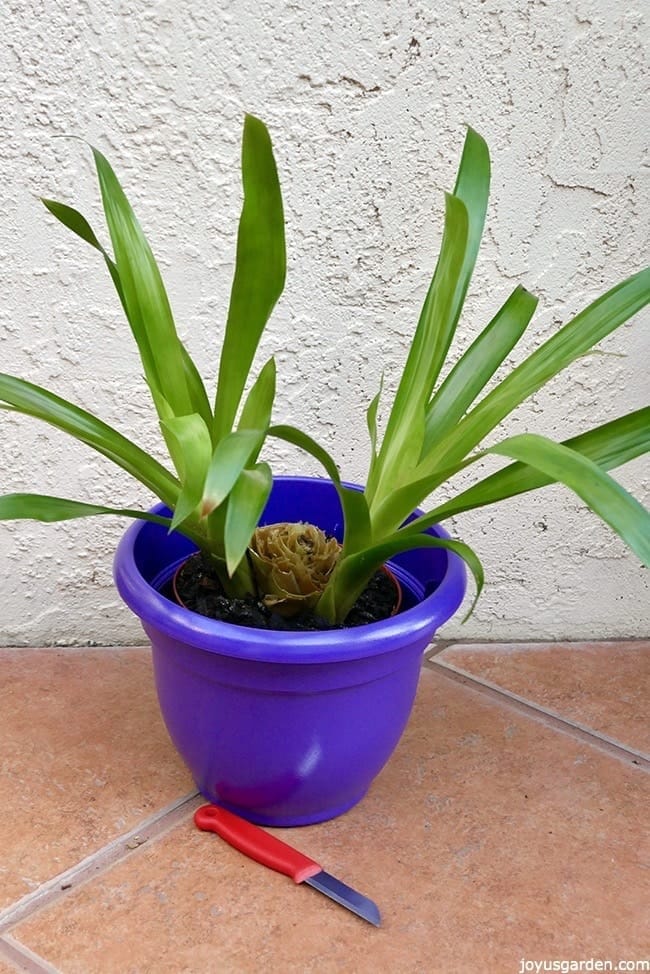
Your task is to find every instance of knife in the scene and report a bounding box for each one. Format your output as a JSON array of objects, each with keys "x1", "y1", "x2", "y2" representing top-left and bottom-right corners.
[{"x1": 194, "y1": 804, "x2": 381, "y2": 926}]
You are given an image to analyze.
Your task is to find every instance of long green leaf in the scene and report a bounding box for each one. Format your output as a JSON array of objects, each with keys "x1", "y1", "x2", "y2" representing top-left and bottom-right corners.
[
  {"x1": 373, "y1": 395, "x2": 648, "y2": 540},
  {"x1": 53, "y1": 174, "x2": 158, "y2": 410},
  {"x1": 368, "y1": 193, "x2": 469, "y2": 499},
  {"x1": 92, "y1": 147, "x2": 200, "y2": 421},
  {"x1": 0, "y1": 493, "x2": 172, "y2": 527},
  {"x1": 369, "y1": 453, "x2": 480, "y2": 540},
  {"x1": 43, "y1": 193, "x2": 213, "y2": 432},
  {"x1": 398, "y1": 428, "x2": 650, "y2": 565},
  {"x1": 213, "y1": 115, "x2": 286, "y2": 442},
  {"x1": 421, "y1": 285, "x2": 538, "y2": 454},
  {"x1": 268, "y1": 424, "x2": 342, "y2": 485},
  {"x1": 407, "y1": 408, "x2": 650, "y2": 531},
  {"x1": 224, "y1": 463, "x2": 273, "y2": 576},
  {"x1": 447, "y1": 126, "x2": 491, "y2": 345},
  {"x1": 318, "y1": 533, "x2": 483, "y2": 624},
  {"x1": 268, "y1": 424, "x2": 373, "y2": 555},
  {"x1": 368, "y1": 128, "x2": 490, "y2": 503},
  {"x1": 0, "y1": 374, "x2": 179, "y2": 506},
  {"x1": 420, "y1": 268, "x2": 650, "y2": 474},
  {"x1": 338, "y1": 488, "x2": 373, "y2": 558},
  {"x1": 42, "y1": 196, "x2": 129, "y2": 319},
  {"x1": 487, "y1": 433, "x2": 650, "y2": 565}
]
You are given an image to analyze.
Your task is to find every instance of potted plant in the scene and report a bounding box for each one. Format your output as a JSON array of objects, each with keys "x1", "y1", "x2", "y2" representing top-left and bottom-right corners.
[{"x1": 1, "y1": 116, "x2": 648, "y2": 826}]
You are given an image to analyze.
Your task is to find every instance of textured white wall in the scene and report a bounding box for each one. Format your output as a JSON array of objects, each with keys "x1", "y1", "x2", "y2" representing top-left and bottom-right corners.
[{"x1": 1, "y1": 0, "x2": 648, "y2": 645}]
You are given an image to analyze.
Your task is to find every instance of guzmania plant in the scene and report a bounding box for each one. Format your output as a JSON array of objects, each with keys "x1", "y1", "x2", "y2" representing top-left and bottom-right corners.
[{"x1": 1, "y1": 115, "x2": 649, "y2": 627}]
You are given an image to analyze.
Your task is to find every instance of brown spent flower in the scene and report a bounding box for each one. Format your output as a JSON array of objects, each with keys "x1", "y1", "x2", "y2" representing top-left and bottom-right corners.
[{"x1": 249, "y1": 522, "x2": 340, "y2": 617}]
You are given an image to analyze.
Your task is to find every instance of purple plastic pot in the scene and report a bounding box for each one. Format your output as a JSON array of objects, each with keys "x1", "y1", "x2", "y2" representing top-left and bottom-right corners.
[{"x1": 114, "y1": 476, "x2": 466, "y2": 826}]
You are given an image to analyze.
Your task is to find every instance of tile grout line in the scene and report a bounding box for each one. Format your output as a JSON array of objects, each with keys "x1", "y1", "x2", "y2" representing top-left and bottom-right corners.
[
  {"x1": 0, "y1": 645, "x2": 152, "y2": 654},
  {"x1": 0, "y1": 935, "x2": 62, "y2": 974},
  {"x1": 0, "y1": 791, "x2": 201, "y2": 935},
  {"x1": 426, "y1": 657, "x2": 650, "y2": 768},
  {"x1": 428, "y1": 637, "x2": 650, "y2": 654}
]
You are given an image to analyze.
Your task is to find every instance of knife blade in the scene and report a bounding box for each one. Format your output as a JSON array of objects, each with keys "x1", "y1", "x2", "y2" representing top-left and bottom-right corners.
[{"x1": 194, "y1": 804, "x2": 381, "y2": 927}]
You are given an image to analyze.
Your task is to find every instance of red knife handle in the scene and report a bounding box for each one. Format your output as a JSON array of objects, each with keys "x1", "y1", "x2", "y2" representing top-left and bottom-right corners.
[{"x1": 194, "y1": 805, "x2": 322, "y2": 884}]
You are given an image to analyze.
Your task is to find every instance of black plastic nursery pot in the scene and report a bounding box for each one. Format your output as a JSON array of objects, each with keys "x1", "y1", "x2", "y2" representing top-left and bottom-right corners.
[{"x1": 170, "y1": 551, "x2": 403, "y2": 622}]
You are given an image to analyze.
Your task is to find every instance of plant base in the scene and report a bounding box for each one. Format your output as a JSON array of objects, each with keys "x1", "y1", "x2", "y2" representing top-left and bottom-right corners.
[{"x1": 171, "y1": 552, "x2": 401, "y2": 630}]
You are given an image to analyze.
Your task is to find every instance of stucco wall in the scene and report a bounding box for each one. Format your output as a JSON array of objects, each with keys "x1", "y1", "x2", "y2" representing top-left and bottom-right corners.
[{"x1": 2, "y1": 0, "x2": 648, "y2": 645}]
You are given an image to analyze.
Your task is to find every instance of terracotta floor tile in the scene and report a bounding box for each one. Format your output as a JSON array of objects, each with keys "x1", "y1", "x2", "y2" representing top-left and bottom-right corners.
[
  {"x1": 0, "y1": 948, "x2": 23, "y2": 974},
  {"x1": 9, "y1": 667, "x2": 649, "y2": 973},
  {"x1": 0, "y1": 648, "x2": 193, "y2": 908},
  {"x1": 436, "y1": 641, "x2": 650, "y2": 755}
]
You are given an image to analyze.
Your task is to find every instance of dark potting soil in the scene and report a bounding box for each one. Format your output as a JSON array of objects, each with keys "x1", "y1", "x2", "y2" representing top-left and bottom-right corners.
[{"x1": 169, "y1": 552, "x2": 399, "y2": 631}]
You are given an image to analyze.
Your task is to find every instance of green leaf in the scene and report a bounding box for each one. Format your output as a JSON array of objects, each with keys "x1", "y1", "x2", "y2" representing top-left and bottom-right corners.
[
  {"x1": 422, "y1": 285, "x2": 538, "y2": 455},
  {"x1": 238, "y1": 357, "x2": 277, "y2": 431},
  {"x1": 408, "y1": 407, "x2": 650, "y2": 530},
  {"x1": 43, "y1": 196, "x2": 129, "y2": 315},
  {"x1": 338, "y1": 487, "x2": 372, "y2": 556},
  {"x1": 44, "y1": 191, "x2": 213, "y2": 432},
  {"x1": 0, "y1": 373, "x2": 179, "y2": 507},
  {"x1": 224, "y1": 462, "x2": 273, "y2": 576},
  {"x1": 268, "y1": 423, "x2": 372, "y2": 555},
  {"x1": 201, "y1": 428, "x2": 266, "y2": 516},
  {"x1": 269, "y1": 424, "x2": 342, "y2": 486},
  {"x1": 319, "y1": 533, "x2": 483, "y2": 624},
  {"x1": 160, "y1": 413, "x2": 213, "y2": 530},
  {"x1": 448, "y1": 126, "x2": 491, "y2": 338},
  {"x1": 369, "y1": 453, "x2": 480, "y2": 540},
  {"x1": 213, "y1": 115, "x2": 286, "y2": 443},
  {"x1": 0, "y1": 493, "x2": 172, "y2": 527},
  {"x1": 423, "y1": 267, "x2": 650, "y2": 473},
  {"x1": 368, "y1": 128, "x2": 490, "y2": 504},
  {"x1": 92, "y1": 146, "x2": 206, "y2": 423},
  {"x1": 368, "y1": 192, "x2": 469, "y2": 499},
  {"x1": 487, "y1": 433, "x2": 650, "y2": 565}
]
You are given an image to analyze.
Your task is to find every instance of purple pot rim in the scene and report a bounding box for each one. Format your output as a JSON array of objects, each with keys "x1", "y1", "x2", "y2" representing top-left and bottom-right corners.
[{"x1": 113, "y1": 476, "x2": 467, "y2": 665}]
